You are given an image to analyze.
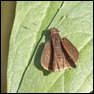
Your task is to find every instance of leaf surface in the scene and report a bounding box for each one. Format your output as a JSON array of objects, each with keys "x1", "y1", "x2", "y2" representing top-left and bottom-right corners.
[{"x1": 7, "y1": 1, "x2": 93, "y2": 93}]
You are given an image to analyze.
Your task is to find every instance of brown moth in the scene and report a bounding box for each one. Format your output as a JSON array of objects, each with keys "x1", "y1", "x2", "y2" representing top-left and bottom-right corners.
[{"x1": 41, "y1": 28, "x2": 79, "y2": 72}]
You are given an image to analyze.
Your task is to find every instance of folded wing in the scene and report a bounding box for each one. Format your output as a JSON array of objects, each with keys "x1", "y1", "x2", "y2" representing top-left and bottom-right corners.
[
  {"x1": 61, "y1": 38, "x2": 79, "y2": 68},
  {"x1": 41, "y1": 41, "x2": 53, "y2": 71}
]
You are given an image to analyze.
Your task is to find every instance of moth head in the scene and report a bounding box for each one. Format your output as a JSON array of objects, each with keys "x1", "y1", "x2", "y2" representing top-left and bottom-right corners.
[{"x1": 50, "y1": 28, "x2": 59, "y2": 36}]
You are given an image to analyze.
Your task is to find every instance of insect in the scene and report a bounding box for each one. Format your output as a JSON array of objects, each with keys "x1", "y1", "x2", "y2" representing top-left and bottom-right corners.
[{"x1": 41, "y1": 28, "x2": 79, "y2": 72}]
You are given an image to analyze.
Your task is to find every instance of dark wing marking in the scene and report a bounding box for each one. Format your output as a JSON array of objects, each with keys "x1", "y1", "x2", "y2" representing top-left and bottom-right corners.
[
  {"x1": 62, "y1": 38, "x2": 79, "y2": 63},
  {"x1": 61, "y1": 38, "x2": 79, "y2": 68}
]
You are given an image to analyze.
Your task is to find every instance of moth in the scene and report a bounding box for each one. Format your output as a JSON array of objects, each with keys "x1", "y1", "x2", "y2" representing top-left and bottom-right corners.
[{"x1": 41, "y1": 28, "x2": 79, "y2": 72}]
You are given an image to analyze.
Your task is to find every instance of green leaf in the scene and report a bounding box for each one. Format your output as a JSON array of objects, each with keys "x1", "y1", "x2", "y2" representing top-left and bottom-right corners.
[{"x1": 7, "y1": 1, "x2": 93, "y2": 93}]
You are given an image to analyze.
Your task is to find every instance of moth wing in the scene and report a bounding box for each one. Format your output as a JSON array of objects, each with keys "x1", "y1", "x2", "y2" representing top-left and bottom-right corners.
[
  {"x1": 41, "y1": 41, "x2": 53, "y2": 71},
  {"x1": 53, "y1": 57, "x2": 68, "y2": 71},
  {"x1": 52, "y1": 56, "x2": 73, "y2": 71},
  {"x1": 63, "y1": 59, "x2": 72, "y2": 69},
  {"x1": 62, "y1": 38, "x2": 79, "y2": 63},
  {"x1": 53, "y1": 47, "x2": 69, "y2": 71},
  {"x1": 53, "y1": 59, "x2": 59, "y2": 72}
]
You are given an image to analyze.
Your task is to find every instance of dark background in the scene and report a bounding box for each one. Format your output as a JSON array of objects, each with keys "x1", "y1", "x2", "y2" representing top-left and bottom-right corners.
[{"x1": 1, "y1": 1, "x2": 16, "y2": 93}]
